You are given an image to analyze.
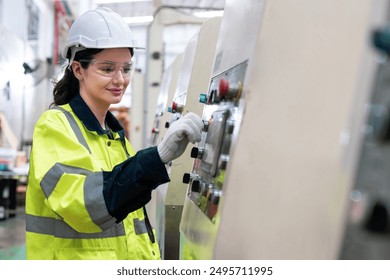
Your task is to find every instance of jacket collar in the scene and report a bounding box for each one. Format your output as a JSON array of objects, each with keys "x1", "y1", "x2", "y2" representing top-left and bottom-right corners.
[{"x1": 69, "y1": 94, "x2": 126, "y2": 140}]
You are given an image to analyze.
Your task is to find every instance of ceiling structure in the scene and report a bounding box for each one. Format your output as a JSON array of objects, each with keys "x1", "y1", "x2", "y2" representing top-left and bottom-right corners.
[
  {"x1": 52, "y1": 0, "x2": 226, "y2": 63},
  {"x1": 93, "y1": 0, "x2": 226, "y2": 18},
  {"x1": 52, "y1": 0, "x2": 226, "y2": 25}
]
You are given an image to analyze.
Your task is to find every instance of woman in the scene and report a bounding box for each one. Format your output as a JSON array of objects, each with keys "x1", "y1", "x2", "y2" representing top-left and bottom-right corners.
[{"x1": 25, "y1": 7, "x2": 203, "y2": 260}]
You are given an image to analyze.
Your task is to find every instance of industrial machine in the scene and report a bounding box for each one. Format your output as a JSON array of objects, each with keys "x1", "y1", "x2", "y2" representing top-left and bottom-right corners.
[
  {"x1": 339, "y1": 5, "x2": 390, "y2": 259},
  {"x1": 149, "y1": 53, "x2": 184, "y2": 148},
  {"x1": 144, "y1": 7, "x2": 212, "y2": 149},
  {"x1": 146, "y1": 53, "x2": 184, "y2": 227},
  {"x1": 154, "y1": 17, "x2": 221, "y2": 259},
  {"x1": 179, "y1": 0, "x2": 382, "y2": 259}
]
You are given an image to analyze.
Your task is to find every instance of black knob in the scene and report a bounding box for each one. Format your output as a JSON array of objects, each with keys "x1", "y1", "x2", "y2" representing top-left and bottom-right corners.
[
  {"x1": 201, "y1": 184, "x2": 210, "y2": 196},
  {"x1": 373, "y1": 26, "x2": 390, "y2": 54},
  {"x1": 165, "y1": 122, "x2": 170, "y2": 128},
  {"x1": 210, "y1": 89, "x2": 220, "y2": 104},
  {"x1": 182, "y1": 173, "x2": 191, "y2": 184},
  {"x1": 367, "y1": 104, "x2": 390, "y2": 142},
  {"x1": 209, "y1": 189, "x2": 221, "y2": 205},
  {"x1": 364, "y1": 202, "x2": 388, "y2": 233},
  {"x1": 218, "y1": 154, "x2": 229, "y2": 170},
  {"x1": 226, "y1": 121, "x2": 235, "y2": 134},
  {"x1": 190, "y1": 147, "x2": 201, "y2": 158},
  {"x1": 191, "y1": 180, "x2": 201, "y2": 193}
]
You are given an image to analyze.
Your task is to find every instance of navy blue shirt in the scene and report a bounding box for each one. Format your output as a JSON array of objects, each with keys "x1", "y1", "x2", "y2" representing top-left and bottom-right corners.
[{"x1": 69, "y1": 94, "x2": 170, "y2": 223}]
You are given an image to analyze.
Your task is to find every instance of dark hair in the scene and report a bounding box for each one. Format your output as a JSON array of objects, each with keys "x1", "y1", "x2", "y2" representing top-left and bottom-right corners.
[
  {"x1": 51, "y1": 47, "x2": 134, "y2": 107},
  {"x1": 50, "y1": 49, "x2": 102, "y2": 107}
]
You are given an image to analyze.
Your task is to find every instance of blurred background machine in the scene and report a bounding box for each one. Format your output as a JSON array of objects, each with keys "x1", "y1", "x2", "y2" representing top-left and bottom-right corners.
[
  {"x1": 339, "y1": 6, "x2": 390, "y2": 259},
  {"x1": 179, "y1": 0, "x2": 384, "y2": 259},
  {"x1": 142, "y1": 6, "x2": 216, "y2": 149},
  {"x1": 146, "y1": 52, "x2": 184, "y2": 230},
  {"x1": 149, "y1": 53, "x2": 184, "y2": 149},
  {"x1": 153, "y1": 17, "x2": 221, "y2": 259}
]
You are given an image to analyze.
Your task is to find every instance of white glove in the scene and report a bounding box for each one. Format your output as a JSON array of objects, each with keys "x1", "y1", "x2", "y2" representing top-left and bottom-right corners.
[{"x1": 158, "y1": 112, "x2": 203, "y2": 163}]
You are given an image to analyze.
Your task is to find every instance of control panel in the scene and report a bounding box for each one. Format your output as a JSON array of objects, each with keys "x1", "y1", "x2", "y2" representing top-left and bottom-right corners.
[
  {"x1": 182, "y1": 60, "x2": 248, "y2": 221},
  {"x1": 165, "y1": 92, "x2": 186, "y2": 133}
]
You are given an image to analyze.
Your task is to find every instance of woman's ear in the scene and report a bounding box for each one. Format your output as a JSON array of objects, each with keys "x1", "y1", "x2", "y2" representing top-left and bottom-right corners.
[{"x1": 71, "y1": 61, "x2": 84, "y2": 80}]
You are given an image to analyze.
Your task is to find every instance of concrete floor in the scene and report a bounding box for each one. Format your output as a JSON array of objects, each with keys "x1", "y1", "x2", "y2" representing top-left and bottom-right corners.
[{"x1": 0, "y1": 207, "x2": 26, "y2": 260}]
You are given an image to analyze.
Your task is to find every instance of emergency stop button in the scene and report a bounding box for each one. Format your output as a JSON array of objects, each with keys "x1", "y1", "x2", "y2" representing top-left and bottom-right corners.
[
  {"x1": 218, "y1": 79, "x2": 229, "y2": 97},
  {"x1": 217, "y1": 79, "x2": 242, "y2": 100},
  {"x1": 167, "y1": 101, "x2": 184, "y2": 113}
]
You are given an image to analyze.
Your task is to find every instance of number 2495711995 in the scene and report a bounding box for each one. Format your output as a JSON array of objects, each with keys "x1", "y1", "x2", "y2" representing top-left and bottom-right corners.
[{"x1": 209, "y1": 266, "x2": 273, "y2": 276}]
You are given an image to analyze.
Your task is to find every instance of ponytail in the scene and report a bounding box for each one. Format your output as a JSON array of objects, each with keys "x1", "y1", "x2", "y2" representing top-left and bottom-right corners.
[
  {"x1": 50, "y1": 48, "x2": 103, "y2": 107},
  {"x1": 50, "y1": 66, "x2": 79, "y2": 107}
]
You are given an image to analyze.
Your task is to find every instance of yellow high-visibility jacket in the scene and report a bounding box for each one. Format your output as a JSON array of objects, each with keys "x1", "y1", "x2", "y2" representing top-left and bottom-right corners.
[{"x1": 25, "y1": 94, "x2": 169, "y2": 260}]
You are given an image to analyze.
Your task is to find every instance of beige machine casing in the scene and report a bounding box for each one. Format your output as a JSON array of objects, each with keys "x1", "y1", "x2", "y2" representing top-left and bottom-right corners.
[{"x1": 179, "y1": 0, "x2": 384, "y2": 259}]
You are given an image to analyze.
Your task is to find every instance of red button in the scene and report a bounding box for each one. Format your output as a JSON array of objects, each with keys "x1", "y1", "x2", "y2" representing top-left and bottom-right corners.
[{"x1": 218, "y1": 79, "x2": 229, "y2": 97}]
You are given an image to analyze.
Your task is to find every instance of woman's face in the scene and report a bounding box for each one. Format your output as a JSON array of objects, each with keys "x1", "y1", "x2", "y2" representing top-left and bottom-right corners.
[{"x1": 74, "y1": 48, "x2": 132, "y2": 110}]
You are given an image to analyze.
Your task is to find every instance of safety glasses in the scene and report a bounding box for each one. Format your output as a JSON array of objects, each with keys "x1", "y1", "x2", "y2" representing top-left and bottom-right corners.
[{"x1": 78, "y1": 59, "x2": 134, "y2": 78}]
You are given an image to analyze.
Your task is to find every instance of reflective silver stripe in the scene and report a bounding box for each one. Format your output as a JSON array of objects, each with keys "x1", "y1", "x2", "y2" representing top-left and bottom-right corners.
[
  {"x1": 26, "y1": 214, "x2": 125, "y2": 239},
  {"x1": 45, "y1": 107, "x2": 146, "y2": 237},
  {"x1": 52, "y1": 107, "x2": 115, "y2": 229},
  {"x1": 133, "y1": 218, "x2": 148, "y2": 235},
  {"x1": 55, "y1": 106, "x2": 91, "y2": 154},
  {"x1": 41, "y1": 162, "x2": 92, "y2": 199},
  {"x1": 84, "y1": 172, "x2": 116, "y2": 230},
  {"x1": 41, "y1": 163, "x2": 115, "y2": 231}
]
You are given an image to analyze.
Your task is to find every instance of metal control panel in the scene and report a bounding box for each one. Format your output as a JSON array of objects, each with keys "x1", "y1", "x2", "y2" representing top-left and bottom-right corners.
[
  {"x1": 179, "y1": 0, "x2": 382, "y2": 260},
  {"x1": 183, "y1": 61, "x2": 247, "y2": 222}
]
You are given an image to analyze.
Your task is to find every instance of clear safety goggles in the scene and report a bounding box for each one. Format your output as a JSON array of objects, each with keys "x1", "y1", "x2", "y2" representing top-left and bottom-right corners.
[{"x1": 78, "y1": 59, "x2": 134, "y2": 78}]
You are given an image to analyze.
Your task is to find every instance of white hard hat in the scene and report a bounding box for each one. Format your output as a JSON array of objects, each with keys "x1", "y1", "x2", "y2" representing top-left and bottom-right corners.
[{"x1": 63, "y1": 7, "x2": 143, "y2": 61}]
